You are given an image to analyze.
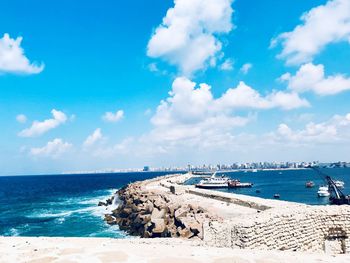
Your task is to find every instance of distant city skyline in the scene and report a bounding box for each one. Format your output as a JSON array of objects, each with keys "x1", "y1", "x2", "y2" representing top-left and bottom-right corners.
[
  {"x1": 60, "y1": 161, "x2": 348, "y2": 176},
  {"x1": 1, "y1": 0, "x2": 350, "y2": 175}
]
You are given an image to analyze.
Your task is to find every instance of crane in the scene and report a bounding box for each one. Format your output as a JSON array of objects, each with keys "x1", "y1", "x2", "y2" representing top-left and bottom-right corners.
[{"x1": 311, "y1": 166, "x2": 350, "y2": 205}]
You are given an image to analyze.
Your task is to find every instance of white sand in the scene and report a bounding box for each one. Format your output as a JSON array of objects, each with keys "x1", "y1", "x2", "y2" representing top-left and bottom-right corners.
[{"x1": 1, "y1": 237, "x2": 350, "y2": 263}]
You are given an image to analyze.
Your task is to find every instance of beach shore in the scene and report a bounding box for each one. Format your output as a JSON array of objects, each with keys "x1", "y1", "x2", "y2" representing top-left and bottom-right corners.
[{"x1": 1, "y1": 236, "x2": 350, "y2": 263}]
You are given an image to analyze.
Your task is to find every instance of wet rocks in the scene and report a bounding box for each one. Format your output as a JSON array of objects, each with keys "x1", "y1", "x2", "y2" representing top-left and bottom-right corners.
[
  {"x1": 98, "y1": 196, "x2": 114, "y2": 206},
  {"x1": 104, "y1": 214, "x2": 116, "y2": 225}
]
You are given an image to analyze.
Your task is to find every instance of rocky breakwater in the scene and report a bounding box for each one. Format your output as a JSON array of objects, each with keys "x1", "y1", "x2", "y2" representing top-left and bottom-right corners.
[{"x1": 103, "y1": 177, "x2": 217, "y2": 239}]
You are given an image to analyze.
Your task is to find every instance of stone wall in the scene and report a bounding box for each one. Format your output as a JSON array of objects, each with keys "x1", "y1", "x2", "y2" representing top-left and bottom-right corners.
[{"x1": 203, "y1": 206, "x2": 350, "y2": 254}]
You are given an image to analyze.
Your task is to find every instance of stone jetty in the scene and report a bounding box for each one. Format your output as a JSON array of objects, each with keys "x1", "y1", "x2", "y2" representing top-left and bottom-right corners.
[
  {"x1": 103, "y1": 174, "x2": 217, "y2": 239},
  {"x1": 102, "y1": 173, "x2": 350, "y2": 254}
]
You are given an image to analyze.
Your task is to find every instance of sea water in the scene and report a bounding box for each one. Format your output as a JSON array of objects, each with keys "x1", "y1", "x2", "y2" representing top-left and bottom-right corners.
[
  {"x1": 0, "y1": 171, "x2": 181, "y2": 237},
  {"x1": 186, "y1": 168, "x2": 350, "y2": 205}
]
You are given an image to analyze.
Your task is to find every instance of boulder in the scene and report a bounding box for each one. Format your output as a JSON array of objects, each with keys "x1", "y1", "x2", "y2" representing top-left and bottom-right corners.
[
  {"x1": 174, "y1": 206, "x2": 188, "y2": 219},
  {"x1": 143, "y1": 230, "x2": 152, "y2": 238},
  {"x1": 104, "y1": 214, "x2": 116, "y2": 225},
  {"x1": 139, "y1": 196, "x2": 148, "y2": 203},
  {"x1": 168, "y1": 204, "x2": 177, "y2": 217},
  {"x1": 178, "y1": 216, "x2": 199, "y2": 230},
  {"x1": 151, "y1": 207, "x2": 166, "y2": 220},
  {"x1": 151, "y1": 219, "x2": 166, "y2": 234},
  {"x1": 139, "y1": 214, "x2": 151, "y2": 224},
  {"x1": 119, "y1": 207, "x2": 132, "y2": 218},
  {"x1": 106, "y1": 197, "x2": 113, "y2": 205},
  {"x1": 130, "y1": 203, "x2": 141, "y2": 212},
  {"x1": 119, "y1": 218, "x2": 131, "y2": 230},
  {"x1": 178, "y1": 227, "x2": 193, "y2": 238},
  {"x1": 146, "y1": 201, "x2": 154, "y2": 213},
  {"x1": 153, "y1": 196, "x2": 166, "y2": 209},
  {"x1": 167, "y1": 223, "x2": 178, "y2": 237}
]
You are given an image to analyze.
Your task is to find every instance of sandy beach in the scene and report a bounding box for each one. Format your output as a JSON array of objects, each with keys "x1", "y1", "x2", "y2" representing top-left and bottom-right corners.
[{"x1": 1, "y1": 236, "x2": 350, "y2": 263}]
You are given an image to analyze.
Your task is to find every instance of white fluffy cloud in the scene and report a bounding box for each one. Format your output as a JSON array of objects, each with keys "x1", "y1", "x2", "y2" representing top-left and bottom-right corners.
[
  {"x1": 83, "y1": 128, "x2": 104, "y2": 147},
  {"x1": 102, "y1": 110, "x2": 124, "y2": 123},
  {"x1": 103, "y1": 111, "x2": 350, "y2": 164},
  {"x1": 272, "y1": 113, "x2": 350, "y2": 144},
  {"x1": 220, "y1": 58, "x2": 234, "y2": 71},
  {"x1": 0, "y1": 33, "x2": 44, "y2": 74},
  {"x1": 16, "y1": 114, "x2": 27, "y2": 124},
  {"x1": 272, "y1": 0, "x2": 350, "y2": 65},
  {"x1": 214, "y1": 81, "x2": 309, "y2": 111},
  {"x1": 148, "y1": 77, "x2": 308, "y2": 146},
  {"x1": 30, "y1": 138, "x2": 72, "y2": 158},
  {"x1": 281, "y1": 63, "x2": 350, "y2": 95},
  {"x1": 18, "y1": 109, "x2": 67, "y2": 137},
  {"x1": 147, "y1": 0, "x2": 234, "y2": 75},
  {"x1": 240, "y1": 63, "x2": 252, "y2": 74}
]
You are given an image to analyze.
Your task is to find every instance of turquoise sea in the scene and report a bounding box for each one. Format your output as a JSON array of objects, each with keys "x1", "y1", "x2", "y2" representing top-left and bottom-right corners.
[{"x1": 0, "y1": 171, "x2": 181, "y2": 237}]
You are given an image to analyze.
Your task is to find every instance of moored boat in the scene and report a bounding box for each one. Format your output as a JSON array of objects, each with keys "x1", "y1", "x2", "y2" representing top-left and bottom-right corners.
[
  {"x1": 305, "y1": 181, "x2": 315, "y2": 188},
  {"x1": 195, "y1": 173, "x2": 230, "y2": 189},
  {"x1": 227, "y1": 179, "x2": 253, "y2": 188},
  {"x1": 191, "y1": 171, "x2": 213, "y2": 176},
  {"x1": 317, "y1": 186, "x2": 330, "y2": 197},
  {"x1": 334, "y1": 180, "x2": 345, "y2": 189}
]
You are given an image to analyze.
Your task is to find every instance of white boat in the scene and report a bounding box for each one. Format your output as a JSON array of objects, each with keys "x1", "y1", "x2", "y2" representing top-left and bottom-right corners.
[
  {"x1": 334, "y1": 180, "x2": 345, "y2": 189},
  {"x1": 195, "y1": 173, "x2": 229, "y2": 189},
  {"x1": 228, "y1": 179, "x2": 253, "y2": 188},
  {"x1": 317, "y1": 186, "x2": 330, "y2": 197}
]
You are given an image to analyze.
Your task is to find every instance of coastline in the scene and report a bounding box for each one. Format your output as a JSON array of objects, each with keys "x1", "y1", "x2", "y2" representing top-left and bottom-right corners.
[
  {"x1": 2, "y1": 172, "x2": 350, "y2": 262},
  {"x1": 104, "y1": 172, "x2": 350, "y2": 254},
  {"x1": 2, "y1": 236, "x2": 350, "y2": 263}
]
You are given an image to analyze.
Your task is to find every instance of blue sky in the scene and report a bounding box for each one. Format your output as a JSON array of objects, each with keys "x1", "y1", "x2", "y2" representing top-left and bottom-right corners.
[{"x1": 1, "y1": 0, "x2": 350, "y2": 175}]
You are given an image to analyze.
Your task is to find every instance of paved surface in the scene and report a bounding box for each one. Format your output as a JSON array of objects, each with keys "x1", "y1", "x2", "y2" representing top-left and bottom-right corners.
[{"x1": 1, "y1": 237, "x2": 349, "y2": 263}]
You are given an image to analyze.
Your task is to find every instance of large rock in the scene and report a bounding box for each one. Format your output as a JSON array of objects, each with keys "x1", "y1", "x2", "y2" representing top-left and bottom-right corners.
[
  {"x1": 151, "y1": 207, "x2": 166, "y2": 220},
  {"x1": 151, "y1": 219, "x2": 166, "y2": 234},
  {"x1": 168, "y1": 203, "x2": 181, "y2": 217},
  {"x1": 145, "y1": 201, "x2": 154, "y2": 213},
  {"x1": 178, "y1": 227, "x2": 193, "y2": 238},
  {"x1": 174, "y1": 206, "x2": 188, "y2": 219},
  {"x1": 119, "y1": 207, "x2": 132, "y2": 218},
  {"x1": 178, "y1": 216, "x2": 200, "y2": 232},
  {"x1": 153, "y1": 196, "x2": 166, "y2": 209},
  {"x1": 104, "y1": 214, "x2": 116, "y2": 225},
  {"x1": 106, "y1": 197, "x2": 113, "y2": 205}
]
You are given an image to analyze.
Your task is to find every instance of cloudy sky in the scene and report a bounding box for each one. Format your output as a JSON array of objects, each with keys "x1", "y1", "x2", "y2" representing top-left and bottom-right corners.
[{"x1": 1, "y1": 0, "x2": 350, "y2": 175}]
